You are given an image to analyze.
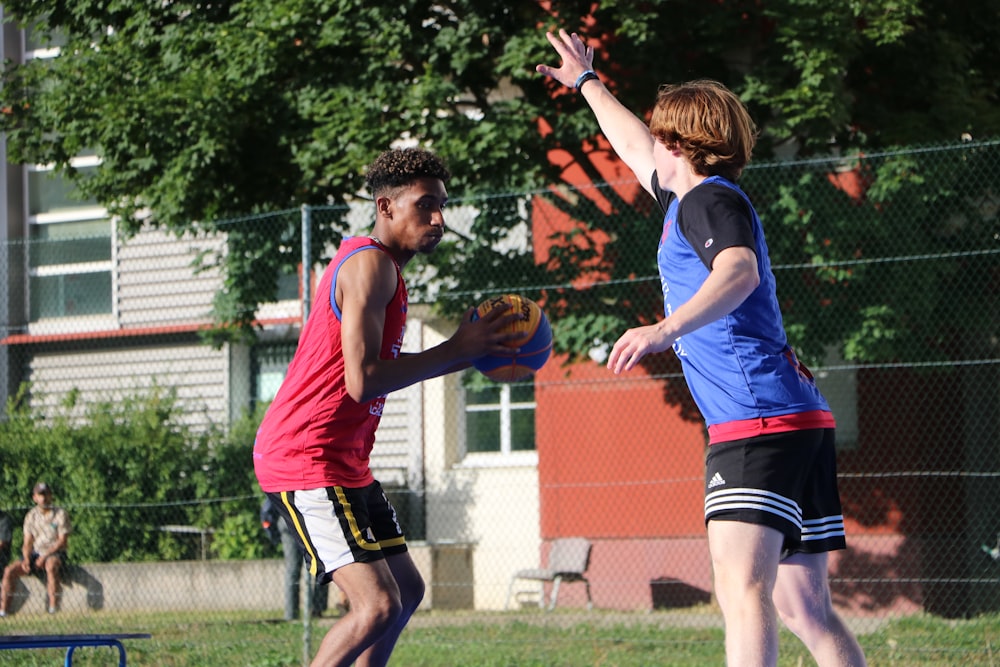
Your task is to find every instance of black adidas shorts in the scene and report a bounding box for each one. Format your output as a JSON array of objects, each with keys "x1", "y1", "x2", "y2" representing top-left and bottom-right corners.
[{"x1": 704, "y1": 428, "x2": 847, "y2": 557}]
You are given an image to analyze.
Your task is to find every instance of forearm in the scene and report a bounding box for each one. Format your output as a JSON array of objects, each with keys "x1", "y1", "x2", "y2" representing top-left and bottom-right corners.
[
  {"x1": 580, "y1": 78, "x2": 656, "y2": 183},
  {"x1": 351, "y1": 340, "x2": 471, "y2": 404},
  {"x1": 607, "y1": 251, "x2": 759, "y2": 374},
  {"x1": 537, "y1": 30, "x2": 656, "y2": 189},
  {"x1": 345, "y1": 298, "x2": 522, "y2": 402},
  {"x1": 659, "y1": 254, "x2": 760, "y2": 341}
]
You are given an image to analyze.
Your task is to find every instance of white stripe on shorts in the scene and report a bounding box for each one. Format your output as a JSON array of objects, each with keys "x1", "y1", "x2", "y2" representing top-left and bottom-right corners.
[
  {"x1": 801, "y1": 515, "x2": 846, "y2": 542},
  {"x1": 286, "y1": 488, "x2": 357, "y2": 574},
  {"x1": 704, "y1": 487, "x2": 803, "y2": 528}
]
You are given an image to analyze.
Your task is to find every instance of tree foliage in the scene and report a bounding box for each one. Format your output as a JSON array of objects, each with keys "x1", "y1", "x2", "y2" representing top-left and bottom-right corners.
[
  {"x1": 742, "y1": 142, "x2": 1000, "y2": 365},
  {"x1": 1, "y1": 0, "x2": 997, "y2": 354}
]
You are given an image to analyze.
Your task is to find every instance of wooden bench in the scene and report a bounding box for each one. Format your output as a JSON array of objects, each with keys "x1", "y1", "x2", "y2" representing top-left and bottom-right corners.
[{"x1": 0, "y1": 633, "x2": 151, "y2": 666}]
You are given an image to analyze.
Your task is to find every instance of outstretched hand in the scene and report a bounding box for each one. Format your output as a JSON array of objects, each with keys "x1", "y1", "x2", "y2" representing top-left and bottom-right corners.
[{"x1": 536, "y1": 29, "x2": 595, "y2": 88}]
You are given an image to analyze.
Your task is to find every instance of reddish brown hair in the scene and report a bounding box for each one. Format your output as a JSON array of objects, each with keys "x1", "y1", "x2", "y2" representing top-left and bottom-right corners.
[{"x1": 649, "y1": 80, "x2": 757, "y2": 180}]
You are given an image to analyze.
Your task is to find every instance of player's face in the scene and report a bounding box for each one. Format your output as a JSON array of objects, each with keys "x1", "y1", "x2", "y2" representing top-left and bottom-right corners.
[
  {"x1": 653, "y1": 139, "x2": 685, "y2": 190},
  {"x1": 389, "y1": 177, "x2": 448, "y2": 254}
]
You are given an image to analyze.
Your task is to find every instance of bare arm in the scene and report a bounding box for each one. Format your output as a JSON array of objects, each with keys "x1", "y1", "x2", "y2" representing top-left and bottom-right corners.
[
  {"x1": 536, "y1": 29, "x2": 657, "y2": 195},
  {"x1": 15, "y1": 530, "x2": 34, "y2": 572},
  {"x1": 338, "y1": 249, "x2": 522, "y2": 403},
  {"x1": 607, "y1": 246, "x2": 761, "y2": 373},
  {"x1": 22, "y1": 531, "x2": 34, "y2": 561}
]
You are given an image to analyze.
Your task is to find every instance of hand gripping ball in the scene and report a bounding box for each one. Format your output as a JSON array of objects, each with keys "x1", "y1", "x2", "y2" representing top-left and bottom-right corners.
[{"x1": 472, "y1": 294, "x2": 553, "y2": 382}]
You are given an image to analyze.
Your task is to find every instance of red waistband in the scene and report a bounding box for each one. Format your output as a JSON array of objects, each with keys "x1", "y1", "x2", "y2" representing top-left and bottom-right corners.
[{"x1": 707, "y1": 410, "x2": 836, "y2": 445}]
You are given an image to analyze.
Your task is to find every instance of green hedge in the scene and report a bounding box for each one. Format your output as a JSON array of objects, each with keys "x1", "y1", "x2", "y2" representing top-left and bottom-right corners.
[{"x1": 0, "y1": 385, "x2": 278, "y2": 563}]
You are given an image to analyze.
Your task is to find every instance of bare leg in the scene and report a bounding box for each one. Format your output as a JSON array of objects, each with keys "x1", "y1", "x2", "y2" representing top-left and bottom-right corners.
[
  {"x1": 708, "y1": 520, "x2": 783, "y2": 667},
  {"x1": 354, "y1": 552, "x2": 425, "y2": 667},
  {"x1": 1, "y1": 566, "x2": 10, "y2": 613},
  {"x1": 1, "y1": 562, "x2": 27, "y2": 614},
  {"x1": 332, "y1": 583, "x2": 350, "y2": 615},
  {"x1": 308, "y1": 559, "x2": 404, "y2": 667},
  {"x1": 773, "y1": 552, "x2": 867, "y2": 667},
  {"x1": 44, "y1": 558, "x2": 61, "y2": 611}
]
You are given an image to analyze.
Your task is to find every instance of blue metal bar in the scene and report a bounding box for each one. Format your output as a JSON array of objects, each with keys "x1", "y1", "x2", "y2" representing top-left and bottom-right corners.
[{"x1": 0, "y1": 633, "x2": 151, "y2": 666}]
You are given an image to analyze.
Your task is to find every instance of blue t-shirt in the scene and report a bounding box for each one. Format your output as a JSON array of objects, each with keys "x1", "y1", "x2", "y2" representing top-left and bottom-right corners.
[{"x1": 652, "y1": 174, "x2": 830, "y2": 428}]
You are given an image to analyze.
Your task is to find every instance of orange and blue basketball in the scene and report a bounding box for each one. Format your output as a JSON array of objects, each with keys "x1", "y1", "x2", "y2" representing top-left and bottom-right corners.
[{"x1": 472, "y1": 294, "x2": 552, "y2": 382}]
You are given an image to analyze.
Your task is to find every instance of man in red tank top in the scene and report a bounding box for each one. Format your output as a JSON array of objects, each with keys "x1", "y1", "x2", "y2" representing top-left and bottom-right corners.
[{"x1": 253, "y1": 148, "x2": 520, "y2": 667}]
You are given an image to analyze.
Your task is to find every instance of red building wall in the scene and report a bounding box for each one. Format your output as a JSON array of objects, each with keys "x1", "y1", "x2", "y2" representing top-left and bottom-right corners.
[
  {"x1": 529, "y1": 138, "x2": 721, "y2": 609},
  {"x1": 535, "y1": 355, "x2": 706, "y2": 539},
  {"x1": 533, "y1": 355, "x2": 715, "y2": 610}
]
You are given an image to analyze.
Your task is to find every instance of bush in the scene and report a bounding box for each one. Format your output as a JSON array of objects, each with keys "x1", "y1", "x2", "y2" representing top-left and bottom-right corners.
[{"x1": 0, "y1": 385, "x2": 275, "y2": 562}]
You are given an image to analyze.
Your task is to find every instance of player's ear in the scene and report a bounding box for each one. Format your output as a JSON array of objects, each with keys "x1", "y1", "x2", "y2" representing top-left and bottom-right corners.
[{"x1": 376, "y1": 195, "x2": 392, "y2": 218}]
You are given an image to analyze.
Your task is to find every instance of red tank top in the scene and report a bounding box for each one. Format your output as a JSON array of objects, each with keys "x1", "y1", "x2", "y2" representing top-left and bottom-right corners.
[{"x1": 253, "y1": 237, "x2": 407, "y2": 491}]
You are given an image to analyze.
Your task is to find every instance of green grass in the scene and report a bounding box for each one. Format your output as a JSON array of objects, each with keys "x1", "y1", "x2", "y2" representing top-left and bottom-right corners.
[{"x1": 0, "y1": 609, "x2": 998, "y2": 666}]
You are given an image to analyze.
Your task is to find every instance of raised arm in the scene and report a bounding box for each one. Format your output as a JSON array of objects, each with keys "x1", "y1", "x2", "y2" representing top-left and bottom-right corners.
[{"x1": 536, "y1": 29, "x2": 657, "y2": 195}]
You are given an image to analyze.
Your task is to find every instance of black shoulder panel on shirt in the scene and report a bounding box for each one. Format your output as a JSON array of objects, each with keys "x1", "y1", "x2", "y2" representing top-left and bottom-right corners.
[{"x1": 676, "y1": 183, "x2": 755, "y2": 270}]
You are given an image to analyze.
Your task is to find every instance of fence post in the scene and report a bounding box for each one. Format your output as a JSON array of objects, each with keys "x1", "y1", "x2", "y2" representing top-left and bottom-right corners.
[
  {"x1": 301, "y1": 204, "x2": 312, "y2": 323},
  {"x1": 300, "y1": 202, "x2": 312, "y2": 665}
]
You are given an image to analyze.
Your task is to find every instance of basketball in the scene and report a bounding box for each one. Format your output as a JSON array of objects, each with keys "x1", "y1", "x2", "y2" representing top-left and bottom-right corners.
[{"x1": 472, "y1": 294, "x2": 552, "y2": 382}]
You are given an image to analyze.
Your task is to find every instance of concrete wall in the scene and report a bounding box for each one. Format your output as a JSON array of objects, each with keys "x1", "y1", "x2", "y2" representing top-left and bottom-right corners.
[{"x1": 6, "y1": 544, "x2": 474, "y2": 616}]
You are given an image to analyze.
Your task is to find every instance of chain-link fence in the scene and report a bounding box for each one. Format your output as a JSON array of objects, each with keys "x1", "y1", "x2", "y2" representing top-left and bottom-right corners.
[{"x1": 1, "y1": 139, "x2": 998, "y2": 661}]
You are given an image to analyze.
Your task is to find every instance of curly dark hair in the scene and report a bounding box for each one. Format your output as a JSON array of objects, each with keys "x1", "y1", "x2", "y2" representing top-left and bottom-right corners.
[{"x1": 364, "y1": 148, "x2": 451, "y2": 197}]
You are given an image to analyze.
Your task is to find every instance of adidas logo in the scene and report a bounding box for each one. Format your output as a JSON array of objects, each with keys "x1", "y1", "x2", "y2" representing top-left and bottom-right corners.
[{"x1": 708, "y1": 472, "x2": 726, "y2": 489}]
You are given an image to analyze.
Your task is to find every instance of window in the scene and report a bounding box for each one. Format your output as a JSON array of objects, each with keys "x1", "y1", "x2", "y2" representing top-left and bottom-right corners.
[
  {"x1": 27, "y1": 160, "x2": 113, "y2": 321},
  {"x1": 463, "y1": 374, "x2": 537, "y2": 459},
  {"x1": 24, "y1": 22, "x2": 66, "y2": 55},
  {"x1": 23, "y1": 29, "x2": 113, "y2": 323},
  {"x1": 251, "y1": 343, "x2": 297, "y2": 408},
  {"x1": 275, "y1": 270, "x2": 300, "y2": 302}
]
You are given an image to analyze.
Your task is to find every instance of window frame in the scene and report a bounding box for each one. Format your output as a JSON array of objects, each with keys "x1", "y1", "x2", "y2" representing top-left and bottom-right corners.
[
  {"x1": 22, "y1": 29, "x2": 115, "y2": 328},
  {"x1": 250, "y1": 342, "x2": 297, "y2": 411},
  {"x1": 459, "y1": 375, "x2": 539, "y2": 468},
  {"x1": 25, "y1": 156, "x2": 116, "y2": 326}
]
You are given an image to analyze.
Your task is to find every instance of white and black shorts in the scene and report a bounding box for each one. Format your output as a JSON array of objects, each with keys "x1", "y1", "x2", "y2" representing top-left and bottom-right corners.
[
  {"x1": 704, "y1": 428, "x2": 847, "y2": 558},
  {"x1": 267, "y1": 481, "x2": 407, "y2": 586}
]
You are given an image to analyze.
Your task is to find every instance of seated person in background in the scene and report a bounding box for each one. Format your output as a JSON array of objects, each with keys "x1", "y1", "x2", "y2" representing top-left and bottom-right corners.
[{"x1": 0, "y1": 482, "x2": 72, "y2": 616}]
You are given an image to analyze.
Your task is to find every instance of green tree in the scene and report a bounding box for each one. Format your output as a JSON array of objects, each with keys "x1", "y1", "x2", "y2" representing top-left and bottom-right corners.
[
  {"x1": 516, "y1": 0, "x2": 999, "y2": 365},
  {"x1": 1, "y1": 0, "x2": 997, "y2": 350}
]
